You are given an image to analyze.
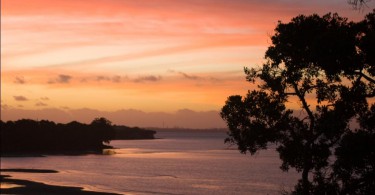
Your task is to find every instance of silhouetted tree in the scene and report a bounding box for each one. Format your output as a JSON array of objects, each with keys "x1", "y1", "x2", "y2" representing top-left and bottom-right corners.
[
  {"x1": 221, "y1": 10, "x2": 374, "y2": 194},
  {"x1": 90, "y1": 117, "x2": 115, "y2": 144}
]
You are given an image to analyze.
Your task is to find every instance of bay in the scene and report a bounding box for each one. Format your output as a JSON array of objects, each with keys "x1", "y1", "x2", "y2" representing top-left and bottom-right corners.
[{"x1": 1, "y1": 130, "x2": 299, "y2": 195}]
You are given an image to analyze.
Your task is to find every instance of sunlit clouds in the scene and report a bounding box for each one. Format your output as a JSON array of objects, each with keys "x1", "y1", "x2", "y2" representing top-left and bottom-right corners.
[
  {"x1": 1, "y1": 0, "x2": 374, "y2": 127},
  {"x1": 2, "y1": 68, "x2": 252, "y2": 113}
]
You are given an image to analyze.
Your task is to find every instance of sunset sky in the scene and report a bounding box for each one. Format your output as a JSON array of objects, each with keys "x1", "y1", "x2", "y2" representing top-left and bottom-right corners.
[{"x1": 1, "y1": 0, "x2": 374, "y2": 128}]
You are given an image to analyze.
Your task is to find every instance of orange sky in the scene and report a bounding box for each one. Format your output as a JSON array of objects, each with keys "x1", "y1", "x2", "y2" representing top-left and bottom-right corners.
[{"x1": 1, "y1": 0, "x2": 374, "y2": 127}]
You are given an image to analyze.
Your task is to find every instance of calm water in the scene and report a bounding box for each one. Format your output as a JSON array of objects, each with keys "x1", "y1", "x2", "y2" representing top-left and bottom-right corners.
[{"x1": 1, "y1": 131, "x2": 299, "y2": 195}]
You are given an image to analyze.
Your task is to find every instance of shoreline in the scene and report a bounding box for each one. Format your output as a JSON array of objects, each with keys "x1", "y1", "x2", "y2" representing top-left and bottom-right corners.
[
  {"x1": 0, "y1": 148, "x2": 109, "y2": 157},
  {"x1": 0, "y1": 169, "x2": 122, "y2": 195}
]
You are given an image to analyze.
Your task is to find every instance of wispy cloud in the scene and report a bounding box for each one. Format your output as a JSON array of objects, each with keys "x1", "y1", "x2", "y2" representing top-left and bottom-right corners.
[
  {"x1": 13, "y1": 95, "x2": 29, "y2": 101},
  {"x1": 112, "y1": 75, "x2": 122, "y2": 83},
  {"x1": 169, "y1": 69, "x2": 217, "y2": 81},
  {"x1": 14, "y1": 76, "x2": 26, "y2": 84},
  {"x1": 48, "y1": 74, "x2": 72, "y2": 84},
  {"x1": 1, "y1": 103, "x2": 12, "y2": 110},
  {"x1": 177, "y1": 71, "x2": 202, "y2": 80},
  {"x1": 35, "y1": 101, "x2": 48, "y2": 107},
  {"x1": 41, "y1": 37, "x2": 260, "y2": 69},
  {"x1": 40, "y1": 97, "x2": 50, "y2": 101},
  {"x1": 96, "y1": 76, "x2": 111, "y2": 82},
  {"x1": 80, "y1": 75, "x2": 128, "y2": 83},
  {"x1": 133, "y1": 75, "x2": 162, "y2": 83},
  {"x1": 57, "y1": 74, "x2": 72, "y2": 83}
]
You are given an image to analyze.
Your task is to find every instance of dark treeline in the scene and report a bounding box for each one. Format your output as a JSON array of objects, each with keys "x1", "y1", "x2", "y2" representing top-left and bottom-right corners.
[
  {"x1": 113, "y1": 125, "x2": 156, "y2": 140},
  {"x1": 1, "y1": 117, "x2": 115, "y2": 154}
]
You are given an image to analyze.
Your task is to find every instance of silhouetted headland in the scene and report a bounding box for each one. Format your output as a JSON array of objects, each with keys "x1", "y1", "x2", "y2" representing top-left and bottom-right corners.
[{"x1": 0, "y1": 117, "x2": 156, "y2": 156}]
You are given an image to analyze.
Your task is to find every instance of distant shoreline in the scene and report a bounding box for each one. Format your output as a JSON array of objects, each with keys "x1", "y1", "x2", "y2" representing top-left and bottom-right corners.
[
  {"x1": 151, "y1": 127, "x2": 227, "y2": 132},
  {"x1": 0, "y1": 169, "x2": 122, "y2": 195}
]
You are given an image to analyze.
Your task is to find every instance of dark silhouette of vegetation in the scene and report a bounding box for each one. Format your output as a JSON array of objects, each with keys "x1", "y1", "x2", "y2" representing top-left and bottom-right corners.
[
  {"x1": 221, "y1": 10, "x2": 375, "y2": 194},
  {"x1": 113, "y1": 125, "x2": 156, "y2": 140},
  {"x1": 0, "y1": 117, "x2": 115, "y2": 154}
]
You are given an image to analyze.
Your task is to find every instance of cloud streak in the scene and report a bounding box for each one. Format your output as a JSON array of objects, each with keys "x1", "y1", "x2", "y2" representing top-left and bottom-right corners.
[
  {"x1": 35, "y1": 102, "x2": 48, "y2": 107},
  {"x1": 48, "y1": 74, "x2": 72, "y2": 84},
  {"x1": 177, "y1": 71, "x2": 202, "y2": 80},
  {"x1": 38, "y1": 36, "x2": 259, "y2": 69},
  {"x1": 14, "y1": 76, "x2": 26, "y2": 84},
  {"x1": 133, "y1": 75, "x2": 162, "y2": 83},
  {"x1": 169, "y1": 69, "x2": 221, "y2": 82},
  {"x1": 13, "y1": 96, "x2": 29, "y2": 101}
]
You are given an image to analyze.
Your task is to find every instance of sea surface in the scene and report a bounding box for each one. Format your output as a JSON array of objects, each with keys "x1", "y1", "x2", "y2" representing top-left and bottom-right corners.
[{"x1": 1, "y1": 130, "x2": 299, "y2": 195}]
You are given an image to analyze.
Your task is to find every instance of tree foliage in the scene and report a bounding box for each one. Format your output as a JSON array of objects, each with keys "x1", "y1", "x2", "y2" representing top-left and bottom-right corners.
[
  {"x1": 221, "y1": 10, "x2": 375, "y2": 194},
  {"x1": 0, "y1": 118, "x2": 115, "y2": 154}
]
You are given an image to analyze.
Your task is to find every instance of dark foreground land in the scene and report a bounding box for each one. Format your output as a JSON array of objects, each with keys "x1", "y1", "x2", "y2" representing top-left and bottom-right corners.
[{"x1": 0, "y1": 169, "x2": 121, "y2": 195}]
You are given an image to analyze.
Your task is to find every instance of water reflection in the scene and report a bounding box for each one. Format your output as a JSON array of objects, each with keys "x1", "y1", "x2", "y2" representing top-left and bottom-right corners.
[
  {"x1": 1, "y1": 131, "x2": 299, "y2": 195},
  {"x1": 103, "y1": 149, "x2": 116, "y2": 155}
]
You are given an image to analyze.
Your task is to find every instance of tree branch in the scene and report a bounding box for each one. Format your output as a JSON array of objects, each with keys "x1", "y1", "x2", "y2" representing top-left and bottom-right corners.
[
  {"x1": 348, "y1": 0, "x2": 371, "y2": 10},
  {"x1": 292, "y1": 82, "x2": 315, "y2": 132},
  {"x1": 354, "y1": 71, "x2": 375, "y2": 84}
]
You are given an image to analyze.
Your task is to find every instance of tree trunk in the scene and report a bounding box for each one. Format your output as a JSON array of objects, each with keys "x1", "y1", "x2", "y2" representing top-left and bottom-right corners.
[
  {"x1": 302, "y1": 166, "x2": 310, "y2": 195},
  {"x1": 301, "y1": 144, "x2": 312, "y2": 195}
]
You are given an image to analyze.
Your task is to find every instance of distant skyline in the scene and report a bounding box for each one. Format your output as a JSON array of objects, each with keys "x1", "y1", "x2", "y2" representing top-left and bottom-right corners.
[{"x1": 1, "y1": 0, "x2": 374, "y2": 128}]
